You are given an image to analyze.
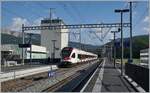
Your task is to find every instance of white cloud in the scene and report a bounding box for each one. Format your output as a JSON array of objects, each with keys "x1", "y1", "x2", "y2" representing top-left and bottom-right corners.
[
  {"x1": 143, "y1": 27, "x2": 150, "y2": 33},
  {"x1": 142, "y1": 16, "x2": 150, "y2": 33},
  {"x1": 33, "y1": 17, "x2": 43, "y2": 26},
  {"x1": 9, "y1": 17, "x2": 43, "y2": 34},
  {"x1": 143, "y1": 16, "x2": 150, "y2": 23},
  {"x1": 9, "y1": 17, "x2": 29, "y2": 31},
  {"x1": 89, "y1": 27, "x2": 116, "y2": 45},
  {"x1": 133, "y1": 11, "x2": 137, "y2": 16}
]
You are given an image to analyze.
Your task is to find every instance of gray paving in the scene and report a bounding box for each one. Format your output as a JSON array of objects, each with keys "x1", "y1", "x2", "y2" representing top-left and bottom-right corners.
[
  {"x1": 66, "y1": 58, "x2": 136, "y2": 92},
  {"x1": 101, "y1": 58, "x2": 136, "y2": 92}
]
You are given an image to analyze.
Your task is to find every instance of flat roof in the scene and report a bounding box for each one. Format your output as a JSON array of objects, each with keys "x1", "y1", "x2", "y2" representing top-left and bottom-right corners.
[
  {"x1": 41, "y1": 18, "x2": 65, "y2": 25},
  {"x1": 140, "y1": 49, "x2": 149, "y2": 53}
]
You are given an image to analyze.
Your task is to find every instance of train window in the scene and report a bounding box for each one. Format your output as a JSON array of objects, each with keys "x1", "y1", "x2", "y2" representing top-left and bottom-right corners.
[
  {"x1": 61, "y1": 49, "x2": 72, "y2": 59},
  {"x1": 78, "y1": 54, "x2": 81, "y2": 59},
  {"x1": 72, "y1": 53, "x2": 75, "y2": 58}
]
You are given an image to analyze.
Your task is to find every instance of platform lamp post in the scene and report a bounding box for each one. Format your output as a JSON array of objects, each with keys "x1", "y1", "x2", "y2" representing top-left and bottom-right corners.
[
  {"x1": 108, "y1": 39, "x2": 113, "y2": 62},
  {"x1": 52, "y1": 40, "x2": 57, "y2": 59},
  {"x1": 29, "y1": 33, "x2": 33, "y2": 65},
  {"x1": 111, "y1": 28, "x2": 121, "y2": 68},
  {"x1": 129, "y1": 2, "x2": 133, "y2": 63},
  {"x1": 115, "y1": 9, "x2": 129, "y2": 76},
  {"x1": 22, "y1": 24, "x2": 25, "y2": 65},
  {"x1": 49, "y1": 40, "x2": 57, "y2": 78}
]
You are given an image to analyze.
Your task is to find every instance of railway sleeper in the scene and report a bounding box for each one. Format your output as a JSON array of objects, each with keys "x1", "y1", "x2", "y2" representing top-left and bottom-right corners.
[{"x1": 55, "y1": 61, "x2": 101, "y2": 92}]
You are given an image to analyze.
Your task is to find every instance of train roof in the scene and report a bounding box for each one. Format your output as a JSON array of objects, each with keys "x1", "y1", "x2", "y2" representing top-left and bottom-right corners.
[{"x1": 63, "y1": 47, "x2": 97, "y2": 56}]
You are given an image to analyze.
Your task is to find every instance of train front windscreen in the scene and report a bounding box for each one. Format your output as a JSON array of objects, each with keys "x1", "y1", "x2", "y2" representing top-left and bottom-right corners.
[{"x1": 61, "y1": 47, "x2": 73, "y2": 59}]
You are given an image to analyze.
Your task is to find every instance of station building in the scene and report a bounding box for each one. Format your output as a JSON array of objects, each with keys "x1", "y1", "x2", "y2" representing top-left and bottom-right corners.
[
  {"x1": 26, "y1": 45, "x2": 47, "y2": 59},
  {"x1": 41, "y1": 18, "x2": 69, "y2": 59},
  {"x1": 140, "y1": 48, "x2": 149, "y2": 67},
  {"x1": 1, "y1": 44, "x2": 47, "y2": 66}
]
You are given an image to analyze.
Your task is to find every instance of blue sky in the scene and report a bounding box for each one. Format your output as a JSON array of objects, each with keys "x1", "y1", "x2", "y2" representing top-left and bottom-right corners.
[{"x1": 1, "y1": 1, "x2": 149, "y2": 45}]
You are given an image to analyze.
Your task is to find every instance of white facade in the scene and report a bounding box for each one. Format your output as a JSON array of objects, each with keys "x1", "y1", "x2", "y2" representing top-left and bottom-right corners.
[
  {"x1": 140, "y1": 49, "x2": 149, "y2": 66},
  {"x1": 41, "y1": 19, "x2": 69, "y2": 58},
  {"x1": 26, "y1": 45, "x2": 47, "y2": 59},
  {"x1": 27, "y1": 45, "x2": 46, "y2": 53}
]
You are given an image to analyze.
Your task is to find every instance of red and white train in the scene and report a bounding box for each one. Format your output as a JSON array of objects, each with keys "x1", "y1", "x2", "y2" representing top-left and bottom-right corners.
[{"x1": 58, "y1": 47, "x2": 98, "y2": 67}]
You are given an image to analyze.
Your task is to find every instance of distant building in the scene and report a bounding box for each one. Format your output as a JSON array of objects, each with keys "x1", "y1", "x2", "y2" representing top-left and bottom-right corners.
[
  {"x1": 41, "y1": 18, "x2": 69, "y2": 59},
  {"x1": 26, "y1": 45, "x2": 47, "y2": 59},
  {"x1": 140, "y1": 48, "x2": 149, "y2": 67},
  {"x1": 1, "y1": 44, "x2": 22, "y2": 55},
  {"x1": 1, "y1": 44, "x2": 47, "y2": 66},
  {"x1": 1, "y1": 44, "x2": 47, "y2": 63}
]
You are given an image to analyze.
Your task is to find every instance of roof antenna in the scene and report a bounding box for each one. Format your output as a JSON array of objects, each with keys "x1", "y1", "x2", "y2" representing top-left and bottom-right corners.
[{"x1": 49, "y1": 8, "x2": 55, "y2": 25}]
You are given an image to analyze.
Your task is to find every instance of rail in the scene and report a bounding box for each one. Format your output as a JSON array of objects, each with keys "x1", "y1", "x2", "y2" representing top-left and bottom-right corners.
[
  {"x1": 1, "y1": 60, "x2": 99, "y2": 92},
  {"x1": 43, "y1": 59, "x2": 103, "y2": 92}
]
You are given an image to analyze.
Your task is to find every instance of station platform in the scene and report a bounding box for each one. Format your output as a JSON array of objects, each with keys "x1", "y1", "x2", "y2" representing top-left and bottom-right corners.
[
  {"x1": 83, "y1": 58, "x2": 137, "y2": 92},
  {"x1": 1, "y1": 64, "x2": 48, "y2": 73},
  {"x1": 0, "y1": 65, "x2": 58, "y2": 82}
]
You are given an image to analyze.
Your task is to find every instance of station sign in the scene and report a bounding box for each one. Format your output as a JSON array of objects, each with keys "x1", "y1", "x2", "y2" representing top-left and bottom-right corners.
[
  {"x1": 48, "y1": 71, "x2": 56, "y2": 77},
  {"x1": 18, "y1": 44, "x2": 31, "y2": 48}
]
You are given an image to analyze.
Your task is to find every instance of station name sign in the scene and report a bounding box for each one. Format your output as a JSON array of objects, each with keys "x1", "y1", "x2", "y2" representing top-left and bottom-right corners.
[{"x1": 18, "y1": 44, "x2": 31, "y2": 48}]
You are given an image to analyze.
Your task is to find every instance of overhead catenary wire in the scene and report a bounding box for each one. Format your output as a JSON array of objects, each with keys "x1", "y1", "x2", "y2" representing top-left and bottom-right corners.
[
  {"x1": 70, "y1": 4, "x2": 102, "y2": 45},
  {"x1": 133, "y1": 4, "x2": 148, "y2": 29},
  {"x1": 36, "y1": 2, "x2": 78, "y2": 42},
  {"x1": 2, "y1": 6, "x2": 33, "y2": 24},
  {"x1": 23, "y1": 2, "x2": 44, "y2": 21},
  {"x1": 1, "y1": 6, "x2": 36, "y2": 37},
  {"x1": 57, "y1": 2, "x2": 81, "y2": 41}
]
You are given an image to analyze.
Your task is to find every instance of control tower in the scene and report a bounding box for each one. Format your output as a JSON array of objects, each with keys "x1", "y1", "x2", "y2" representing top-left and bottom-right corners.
[{"x1": 41, "y1": 18, "x2": 69, "y2": 59}]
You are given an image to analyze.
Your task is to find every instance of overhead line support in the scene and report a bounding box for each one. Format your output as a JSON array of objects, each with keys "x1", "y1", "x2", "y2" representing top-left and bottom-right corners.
[{"x1": 23, "y1": 23, "x2": 130, "y2": 31}]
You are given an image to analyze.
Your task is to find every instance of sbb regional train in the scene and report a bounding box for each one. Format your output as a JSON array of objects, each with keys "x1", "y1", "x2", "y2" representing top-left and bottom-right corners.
[{"x1": 58, "y1": 47, "x2": 98, "y2": 67}]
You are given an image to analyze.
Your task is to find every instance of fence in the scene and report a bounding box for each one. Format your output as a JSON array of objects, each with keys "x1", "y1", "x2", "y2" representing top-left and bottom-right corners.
[
  {"x1": 23, "y1": 58, "x2": 61, "y2": 65},
  {"x1": 125, "y1": 63, "x2": 149, "y2": 92}
]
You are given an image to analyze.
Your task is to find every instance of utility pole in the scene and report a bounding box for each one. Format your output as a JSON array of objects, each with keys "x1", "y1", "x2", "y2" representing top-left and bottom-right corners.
[
  {"x1": 111, "y1": 43, "x2": 112, "y2": 61},
  {"x1": 115, "y1": 9, "x2": 129, "y2": 76},
  {"x1": 22, "y1": 24, "x2": 24, "y2": 65},
  {"x1": 129, "y1": 2, "x2": 133, "y2": 63},
  {"x1": 120, "y1": 11, "x2": 124, "y2": 76},
  {"x1": 109, "y1": 40, "x2": 113, "y2": 61},
  {"x1": 111, "y1": 28, "x2": 120, "y2": 68},
  {"x1": 79, "y1": 28, "x2": 82, "y2": 50},
  {"x1": 29, "y1": 33, "x2": 33, "y2": 65},
  {"x1": 52, "y1": 40, "x2": 57, "y2": 59}
]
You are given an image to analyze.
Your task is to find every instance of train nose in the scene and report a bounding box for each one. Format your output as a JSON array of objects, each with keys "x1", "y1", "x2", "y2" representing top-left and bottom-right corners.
[{"x1": 64, "y1": 57, "x2": 70, "y2": 60}]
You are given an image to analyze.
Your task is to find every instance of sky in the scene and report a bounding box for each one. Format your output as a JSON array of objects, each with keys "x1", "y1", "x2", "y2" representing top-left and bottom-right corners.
[{"x1": 1, "y1": 1, "x2": 149, "y2": 45}]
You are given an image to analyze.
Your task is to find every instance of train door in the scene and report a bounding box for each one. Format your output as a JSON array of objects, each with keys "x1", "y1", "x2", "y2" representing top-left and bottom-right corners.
[
  {"x1": 71, "y1": 52, "x2": 77, "y2": 63},
  {"x1": 77, "y1": 54, "x2": 81, "y2": 63}
]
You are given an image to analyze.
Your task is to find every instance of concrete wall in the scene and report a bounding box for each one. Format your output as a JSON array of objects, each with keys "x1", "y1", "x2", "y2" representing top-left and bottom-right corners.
[
  {"x1": 26, "y1": 45, "x2": 47, "y2": 59},
  {"x1": 41, "y1": 19, "x2": 69, "y2": 58},
  {"x1": 140, "y1": 49, "x2": 149, "y2": 66}
]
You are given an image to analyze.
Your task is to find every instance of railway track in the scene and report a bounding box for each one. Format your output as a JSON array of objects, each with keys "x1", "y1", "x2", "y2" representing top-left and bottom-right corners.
[
  {"x1": 42, "y1": 71, "x2": 80, "y2": 92},
  {"x1": 43, "y1": 59, "x2": 103, "y2": 92},
  {"x1": 1, "y1": 60, "x2": 100, "y2": 92}
]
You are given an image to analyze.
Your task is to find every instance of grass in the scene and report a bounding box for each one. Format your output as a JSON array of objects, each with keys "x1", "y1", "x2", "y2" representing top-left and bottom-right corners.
[{"x1": 115, "y1": 58, "x2": 140, "y2": 65}]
